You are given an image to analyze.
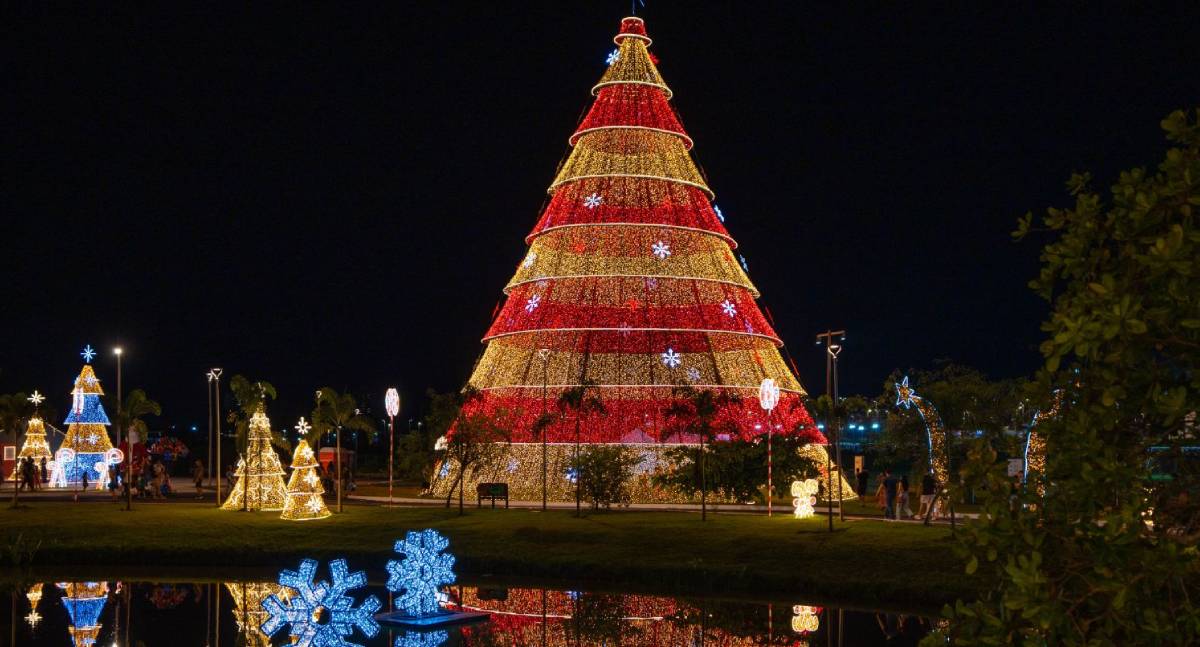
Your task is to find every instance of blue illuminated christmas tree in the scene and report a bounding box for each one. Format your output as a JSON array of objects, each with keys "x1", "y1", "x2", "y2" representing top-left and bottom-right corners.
[
  {"x1": 59, "y1": 348, "x2": 114, "y2": 485},
  {"x1": 58, "y1": 582, "x2": 109, "y2": 647}
]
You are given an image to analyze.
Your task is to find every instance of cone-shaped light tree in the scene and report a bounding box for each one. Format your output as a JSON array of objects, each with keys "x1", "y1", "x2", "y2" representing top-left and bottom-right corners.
[
  {"x1": 57, "y1": 582, "x2": 109, "y2": 647},
  {"x1": 280, "y1": 433, "x2": 330, "y2": 521},
  {"x1": 450, "y1": 17, "x2": 823, "y2": 500},
  {"x1": 60, "y1": 353, "x2": 114, "y2": 484},
  {"x1": 221, "y1": 404, "x2": 288, "y2": 511},
  {"x1": 11, "y1": 416, "x2": 53, "y2": 480}
]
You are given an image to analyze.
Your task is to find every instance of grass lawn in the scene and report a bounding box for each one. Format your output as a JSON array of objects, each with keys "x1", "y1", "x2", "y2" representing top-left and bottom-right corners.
[{"x1": 0, "y1": 501, "x2": 979, "y2": 609}]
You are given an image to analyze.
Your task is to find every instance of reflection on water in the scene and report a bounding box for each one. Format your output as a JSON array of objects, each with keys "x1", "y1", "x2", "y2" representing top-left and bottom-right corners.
[{"x1": 2, "y1": 579, "x2": 931, "y2": 646}]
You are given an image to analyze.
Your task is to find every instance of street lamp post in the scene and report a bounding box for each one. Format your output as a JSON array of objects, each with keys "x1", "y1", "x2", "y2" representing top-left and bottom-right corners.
[
  {"x1": 385, "y1": 388, "x2": 400, "y2": 506},
  {"x1": 815, "y1": 329, "x2": 845, "y2": 532},
  {"x1": 114, "y1": 348, "x2": 130, "y2": 511},
  {"x1": 209, "y1": 368, "x2": 223, "y2": 507},
  {"x1": 758, "y1": 378, "x2": 780, "y2": 517},
  {"x1": 829, "y1": 343, "x2": 845, "y2": 522},
  {"x1": 207, "y1": 372, "x2": 214, "y2": 489},
  {"x1": 537, "y1": 348, "x2": 550, "y2": 512}
]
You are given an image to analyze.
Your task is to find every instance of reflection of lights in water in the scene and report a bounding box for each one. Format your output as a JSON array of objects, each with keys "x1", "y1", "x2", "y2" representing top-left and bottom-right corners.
[{"x1": 792, "y1": 605, "x2": 820, "y2": 634}]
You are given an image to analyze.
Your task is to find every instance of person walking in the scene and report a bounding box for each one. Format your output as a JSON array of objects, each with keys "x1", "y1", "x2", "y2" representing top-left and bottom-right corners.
[
  {"x1": 39, "y1": 456, "x2": 48, "y2": 484},
  {"x1": 192, "y1": 459, "x2": 205, "y2": 499},
  {"x1": 80, "y1": 466, "x2": 89, "y2": 493},
  {"x1": 919, "y1": 471, "x2": 937, "y2": 519},
  {"x1": 898, "y1": 474, "x2": 913, "y2": 519},
  {"x1": 151, "y1": 460, "x2": 165, "y2": 499},
  {"x1": 874, "y1": 470, "x2": 888, "y2": 516},
  {"x1": 883, "y1": 470, "x2": 899, "y2": 520}
]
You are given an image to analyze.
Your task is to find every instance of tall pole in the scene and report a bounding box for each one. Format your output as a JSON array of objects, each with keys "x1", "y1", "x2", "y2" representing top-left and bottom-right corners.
[
  {"x1": 212, "y1": 368, "x2": 223, "y2": 507},
  {"x1": 758, "y1": 378, "x2": 779, "y2": 518},
  {"x1": 815, "y1": 330, "x2": 845, "y2": 533},
  {"x1": 115, "y1": 348, "x2": 129, "y2": 511},
  {"x1": 386, "y1": 388, "x2": 399, "y2": 507},
  {"x1": 207, "y1": 372, "x2": 214, "y2": 488},
  {"x1": 767, "y1": 408, "x2": 773, "y2": 516},
  {"x1": 336, "y1": 423, "x2": 343, "y2": 513},
  {"x1": 538, "y1": 348, "x2": 550, "y2": 512},
  {"x1": 830, "y1": 344, "x2": 845, "y2": 522}
]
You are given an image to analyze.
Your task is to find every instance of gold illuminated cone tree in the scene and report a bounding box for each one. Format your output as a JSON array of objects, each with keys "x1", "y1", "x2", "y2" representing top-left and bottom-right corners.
[
  {"x1": 280, "y1": 439, "x2": 330, "y2": 520},
  {"x1": 221, "y1": 405, "x2": 288, "y2": 511},
  {"x1": 11, "y1": 416, "x2": 53, "y2": 480},
  {"x1": 225, "y1": 582, "x2": 291, "y2": 647},
  {"x1": 437, "y1": 16, "x2": 825, "y2": 502}
]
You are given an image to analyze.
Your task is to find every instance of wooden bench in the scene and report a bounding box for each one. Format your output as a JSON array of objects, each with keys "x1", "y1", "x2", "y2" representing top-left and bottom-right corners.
[{"x1": 476, "y1": 482, "x2": 509, "y2": 509}]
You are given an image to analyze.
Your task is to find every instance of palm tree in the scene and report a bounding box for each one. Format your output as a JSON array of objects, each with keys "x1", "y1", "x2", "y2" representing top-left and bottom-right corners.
[
  {"x1": 557, "y1": 380, "x2": 605, "y2": 516},
  {"x1": 311, "y1": 387, "x2": 377, "y2": 513},
  {"x1": 1, "y1": 392, "x2": 32, "y2": 508},
  {"x1": 226, "y1": 376, "x2": 287, "y2": 453},
  {"x1": 665, "y1": 387, "x2": 741, "y2": 521},
  {"x1": 115, "y1": 389, "x2": 161, "y2": 445}
]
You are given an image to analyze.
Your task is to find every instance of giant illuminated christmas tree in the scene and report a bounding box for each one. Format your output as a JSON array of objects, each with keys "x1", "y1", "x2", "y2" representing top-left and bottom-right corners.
[
  {"x1": 221, "y1": 404, "x2": 288, "y2": 511},
  {"x1": 436, "y1": 17, "x2": 825, "y2": 502},
  {"x1": 60, "y1": 347, "x2": 114, "y2": 485}
]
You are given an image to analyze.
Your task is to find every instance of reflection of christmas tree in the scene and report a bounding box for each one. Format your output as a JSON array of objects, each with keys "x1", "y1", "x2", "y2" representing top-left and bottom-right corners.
[
  {"x1": 57, "y1": 581, "x2": 109, "y2": 647},
  {"x1": 60, "y1": 359, "x2": 114, "y2": 484},
  {"x1": 225, "y1": 582, "x2": 291, "y2": 647},
  {"x1": 280, "y1": 439, "x2": 330, "y2": 520},
  {"x1": 221, "y1": 405, "x2": 288, "y2": 511},
  {"x1": 11, "y1": 416, "x2": 53, "y2": 480},
  {"x1": 25, "y1": 582, "x2": 44, "y2": 629}
]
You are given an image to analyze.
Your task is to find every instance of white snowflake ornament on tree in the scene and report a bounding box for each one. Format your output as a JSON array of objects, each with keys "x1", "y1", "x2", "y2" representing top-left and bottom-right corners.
[
  {"x1": 651, "y1": 241, "x2": 671, "y2": 259},
  {"x1": 686, "y1": 367, "x2": 701, "y2": 382},
  {"x1": 386, "y1": 529, "x2": 457, "y2": 618},
  {"x1": 661, "y1": 348, "x2": 682, "y2": 368},
  {"x1": 720, "y1": 300, "x2": 737, "y2": 317},
  {"x1": 524, "y1": 294, "x2": 541, "y2": 313},
  {"x1": 583, "y1": 193, "x2": 603, "y2": 209},
  {"x1": 606, "y1": 49, "x2": 620, "y2": 65},
  {"x1": 261, "y1": 558, "x2": 382, "y2": 647}
]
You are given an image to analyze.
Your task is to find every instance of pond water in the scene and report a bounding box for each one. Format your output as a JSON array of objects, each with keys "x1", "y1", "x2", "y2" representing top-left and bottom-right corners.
[{"x1": 2, "y1": 579, "x2": 933, "y2": 646}]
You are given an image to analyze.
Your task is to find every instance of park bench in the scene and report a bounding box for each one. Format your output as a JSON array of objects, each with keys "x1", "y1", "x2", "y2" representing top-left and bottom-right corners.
[{"x1": 476, "y1": 482, "x2": 509, "y2": 508}]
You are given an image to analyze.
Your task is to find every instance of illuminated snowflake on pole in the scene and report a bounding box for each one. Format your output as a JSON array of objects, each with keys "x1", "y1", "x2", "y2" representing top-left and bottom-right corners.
[
  {"x1": 386, "y1": 529, "x2": 457, "y2": 618},
  {"x1": 651, "y1": 241, "x2": 671, "y2": 259},
  {"x1": 395, "y1": 630, "x2": 448, "y2": 647},
  {"x1": 80, "y1": 345, "x2": 96, "y2": 363},
  {"x1": 661, "y1": 348, "x2": 682, "y2": 368},
  {"x1": 524, "y1": 294, "x2": 541, "y2": 313},
  {"x1": 261, "y1": 558, "x2": 382, "y2": 647},
  {"x1": 605, "y1": 49, "x2": 620, "y2": 66},
  {"x1": 583, "y1": 193, "x2": 603, "y2": 208},
  {"x1": 720, "y1": 300, "x2": 737, "y2": 317}
]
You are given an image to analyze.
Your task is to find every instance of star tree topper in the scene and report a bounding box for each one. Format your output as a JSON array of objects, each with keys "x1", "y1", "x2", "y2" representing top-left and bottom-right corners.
[
  {"x1": 261, "y1": 558, "x2": 382, "y2": 647},
  {"x1": 386, "y1": 529, "x2": 457, "y2": 618}
]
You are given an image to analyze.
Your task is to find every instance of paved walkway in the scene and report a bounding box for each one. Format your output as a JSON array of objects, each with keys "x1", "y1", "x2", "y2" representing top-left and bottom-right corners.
[{"x1": 3, "y1": 476, "x2": 978, "y2": 524}]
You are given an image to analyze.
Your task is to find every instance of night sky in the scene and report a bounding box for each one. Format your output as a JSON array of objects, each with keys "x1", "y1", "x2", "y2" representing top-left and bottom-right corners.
[{"x1": 5, "y1": 3, "x2": 1196, "y2": 434}]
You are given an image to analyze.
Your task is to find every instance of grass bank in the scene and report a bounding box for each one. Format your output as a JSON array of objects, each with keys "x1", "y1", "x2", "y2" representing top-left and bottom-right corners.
[{"x1": 0, "y1": 502, "x2": 979, "y2": 608}]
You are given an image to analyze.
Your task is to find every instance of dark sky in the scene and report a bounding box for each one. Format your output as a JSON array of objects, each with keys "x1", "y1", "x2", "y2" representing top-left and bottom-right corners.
[{"x1": 4, "y1": 2, "x2": 1196, "y2": 434}]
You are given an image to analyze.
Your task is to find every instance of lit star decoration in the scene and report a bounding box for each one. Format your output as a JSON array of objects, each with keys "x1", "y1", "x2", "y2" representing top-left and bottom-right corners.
[
  {"x1": 524, "y1": 294, "x2": 541, "y2": 312},
  {"x1": 661, "y1": 348, "x2": 681, "y2": 368},
  {"x1": 80, "y1": 345, "x2": 96, "y2": 363},
  {"x1": 28, "y1": 391, "x2": 45, "y2": 406},
  {"x1": 261, "y1": 558, "x2": 381, "y2": 647},
  {"x1": 395, "y1": 631, "x2": 448, "y2": 647},
  {"x1": 296, "y1": 417, "x2": 312, "y2": 437},
  {"x1": 720, "y1": 300, "x2": 737, "y2": 317},
  {"x1": 605, "y1": 49, "x2": 620, "y2": 65},
  {"x1": 651, "y1": 241, "x2": 671, "y2": 259},
  {"x1": 583, "y1": 193, "x2": 603, "y2": 208},
  {"x1": 386, "y1": 529, "x2": 457, "y2": 618}
]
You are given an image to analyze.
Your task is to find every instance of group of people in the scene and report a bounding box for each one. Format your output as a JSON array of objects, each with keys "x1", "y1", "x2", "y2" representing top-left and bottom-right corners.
[
  {"x1": 857, "y1": 467, "x2": 939, "y2": 520},
  {"x1": 8, "y1": 455, "x2": 49, "y2": 491},
  {"x1": 105, "y1": 456, "x2": 178, "y2": 500}
]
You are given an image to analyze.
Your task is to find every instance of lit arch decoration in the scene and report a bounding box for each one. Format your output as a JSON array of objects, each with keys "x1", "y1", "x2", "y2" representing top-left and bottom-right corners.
[
  {"x1": 1023, "y1": 389, "x2": 1063, "y2": 486},
  {"x1": 895, "y1": 376, "x2": 949, "y2": 502}
]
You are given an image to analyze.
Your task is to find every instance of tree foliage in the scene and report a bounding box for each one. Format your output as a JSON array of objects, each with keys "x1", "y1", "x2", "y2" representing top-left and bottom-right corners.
[
  {"x1": 226, "y1": 375, "x2": 286, "y2": 453},
  {"x1": 929, "y1": 110, "x2": 1200, "y2": 645},
  {"x1": 568, "y1": 445, "x2": 640, "y2": 511}
]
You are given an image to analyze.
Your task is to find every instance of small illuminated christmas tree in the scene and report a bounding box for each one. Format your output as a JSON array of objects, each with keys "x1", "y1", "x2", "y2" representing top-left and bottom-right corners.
[
  {"x1": 11, "y1": 415, "x2": 53, "y2": 480},
  {"x1": 60, "y1": 348, "x2": 114, "y2": 484},
  {"x1": 225, "y1": 581, "x2": 291, "y2": 647},
  {"x1": 221, "y1": 404, "x2": 288, "y2": 511},
  {"x1": 280, "y1": 437, "x2": 330, "y2": 521}
]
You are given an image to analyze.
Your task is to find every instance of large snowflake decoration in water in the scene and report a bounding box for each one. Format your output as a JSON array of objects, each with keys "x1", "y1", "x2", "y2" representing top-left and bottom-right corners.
[
  {"x1": 395, "y1": 630, "x2": 448, "y2": 647},
  {"x1": 261, "y1": 558, "x2": 381, "y2": 647},
  {"x1": 386, "y1": 529, "x2": 457, "y2": 617}
]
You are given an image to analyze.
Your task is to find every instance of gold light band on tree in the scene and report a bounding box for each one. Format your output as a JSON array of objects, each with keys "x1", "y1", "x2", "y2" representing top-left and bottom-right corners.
[
  {"x1": 592, "y1": 36, "x2": 670, "y2": 98},
  {"x1": 550, "y1": 130, "x2": 708, "y2": 196},
  {"x1": 504, "y1": 274, "x2": 757, "y2": 307},
  {"x1": 508, "y1": 227, "x2": 753, "y2": 293},
  {"x1": 468, "y1": 335, "x2": 803, "y2": 390}
]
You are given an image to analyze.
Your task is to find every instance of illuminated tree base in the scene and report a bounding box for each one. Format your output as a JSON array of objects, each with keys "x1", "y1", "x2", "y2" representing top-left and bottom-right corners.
[
  {"x1": 225, "y1": 582, "x2": 292, "y2": 647},
  {"x1": 428, "y1": 442, "x2": 855, "y2": 505}
]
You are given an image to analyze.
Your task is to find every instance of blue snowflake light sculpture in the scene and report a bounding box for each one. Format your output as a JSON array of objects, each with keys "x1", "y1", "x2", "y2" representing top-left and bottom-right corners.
[
  {"x1": 386, "y1": 529, "x2": 457, "y2": 618},
  {"x1": 261, "y1": 558, "x2": 381, "y2": 647},
  {"x1": 395, "y1": 630, "x2": 448, "y2": 647}
]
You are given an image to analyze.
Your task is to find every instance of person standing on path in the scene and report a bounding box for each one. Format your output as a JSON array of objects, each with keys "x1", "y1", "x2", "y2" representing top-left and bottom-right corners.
[
  {"x1": 919, "y1": 471, "x2": 937, "y2": 518},
  {"x1": 192, "y1": 460, "x2": 205, "y2": 499},
  {"x1": 883, "y1": 471, "x2": 900, "y2": 520},
  {"x1": 898, "y1": 474, "x2": 913, "y2": 519}
]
